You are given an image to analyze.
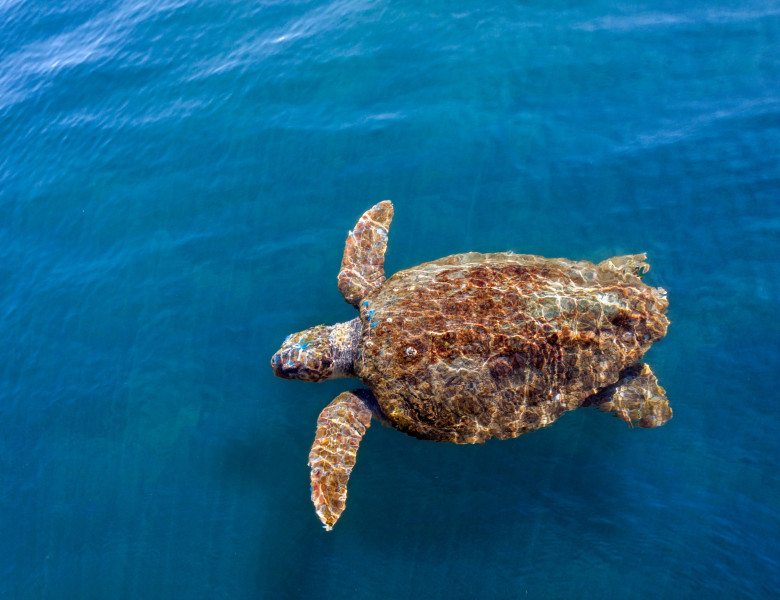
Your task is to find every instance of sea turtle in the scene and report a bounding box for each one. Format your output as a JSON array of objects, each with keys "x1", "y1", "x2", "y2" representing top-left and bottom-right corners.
[{"x1": 271, "y1": 201, "x2": 671, "y2": 530}]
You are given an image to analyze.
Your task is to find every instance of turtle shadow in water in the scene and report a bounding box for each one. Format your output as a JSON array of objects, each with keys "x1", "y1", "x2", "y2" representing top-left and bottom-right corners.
[
  {"x1": 344, "y1": 411, "x2": 649, "y2": 546},
  {"x1": 212, "y1": 411, "x2": 660, "y2": 598},
  {"x1": 217, "y1": 433, "x2": 282, "y2": 488},
  {"x1": 215, "y1": 429, "x2": 326, "y2": 595}
]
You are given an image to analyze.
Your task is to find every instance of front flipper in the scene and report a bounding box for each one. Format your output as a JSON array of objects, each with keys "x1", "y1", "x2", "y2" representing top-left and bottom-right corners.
[
  {"x1": 308, "y1": 389, "x2": 381, "y2": 530},
  {"x1": 584, "y1": 363, "x2": 672, "y2": 428},
  {"x1": 338, "y1": 201, "x2": 394, "y2": 307}
]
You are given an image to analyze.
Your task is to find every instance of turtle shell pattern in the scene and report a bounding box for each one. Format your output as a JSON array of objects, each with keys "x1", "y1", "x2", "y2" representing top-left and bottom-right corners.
[{"x1": 354, "y1": 252, "x2": 669, "y2": 443}]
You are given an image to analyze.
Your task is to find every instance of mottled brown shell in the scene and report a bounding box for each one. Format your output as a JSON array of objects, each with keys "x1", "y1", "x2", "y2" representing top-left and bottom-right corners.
[{"x1": 354, "y1": 252, "x2": 669, "y2": 443}]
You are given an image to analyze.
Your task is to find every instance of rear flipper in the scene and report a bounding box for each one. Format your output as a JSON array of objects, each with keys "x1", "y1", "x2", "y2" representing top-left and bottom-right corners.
[
  {"x1": 308, "y1": 389, "x2": 383, "y2": 530},
  {"x1": 584, "y1": 363, "x2": 672, "y2": 428},
  {"x1": 598, "y1": 254, "x2": 650, "y2": 278}
]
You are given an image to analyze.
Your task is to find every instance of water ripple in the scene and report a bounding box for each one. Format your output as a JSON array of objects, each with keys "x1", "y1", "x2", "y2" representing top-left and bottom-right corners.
[{"x1": 574, "y1": 6, "x2": 780, "y2": 32}]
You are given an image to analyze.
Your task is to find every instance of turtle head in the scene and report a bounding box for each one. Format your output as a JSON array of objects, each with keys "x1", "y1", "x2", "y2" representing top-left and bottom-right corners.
[{"x1": 271, "y1": 318, "x2": 362, "y2": 382}]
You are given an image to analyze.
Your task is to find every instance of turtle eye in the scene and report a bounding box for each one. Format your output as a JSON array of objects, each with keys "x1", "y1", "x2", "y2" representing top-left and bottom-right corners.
[{"x1": 271, "y1": 352, "x2": 302, "y2": 379}]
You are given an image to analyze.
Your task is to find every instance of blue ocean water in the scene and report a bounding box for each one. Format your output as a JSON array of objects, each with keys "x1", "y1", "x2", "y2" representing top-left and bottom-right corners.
[{"x1": 1, "y1": 0, "x2": 779, "y2": 597}]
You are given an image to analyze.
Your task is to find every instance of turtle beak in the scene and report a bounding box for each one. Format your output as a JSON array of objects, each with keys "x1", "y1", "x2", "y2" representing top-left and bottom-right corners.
[{"x1": 271, "y1": 351, "x2": 299, "y2": 379}]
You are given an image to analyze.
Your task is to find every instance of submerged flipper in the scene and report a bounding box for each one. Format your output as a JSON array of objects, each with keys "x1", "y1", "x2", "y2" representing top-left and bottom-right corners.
[
  {"x1": 308, "y1": 389, "x2": 381, "y2": 530},
  {"x1": 338, "y1": 201, "x2": 394, "y2": 307},
  {"x1": 599, "y1": 254, "x2": 650, "y2": 278},
  {"x1": 584, "y1": 363, "x2": 672, "y2": 428}
]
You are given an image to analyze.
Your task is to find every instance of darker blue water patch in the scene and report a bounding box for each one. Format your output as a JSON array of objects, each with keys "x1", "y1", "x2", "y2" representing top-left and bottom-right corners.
[{"x1": 1, "y1": 1, "x2": 779, "y2": 598}]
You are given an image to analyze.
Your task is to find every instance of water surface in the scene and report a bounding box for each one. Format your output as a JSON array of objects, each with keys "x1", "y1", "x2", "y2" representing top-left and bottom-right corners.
[{"x1": 1, "y1": 1, "x2": 778, "y2": 598}]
